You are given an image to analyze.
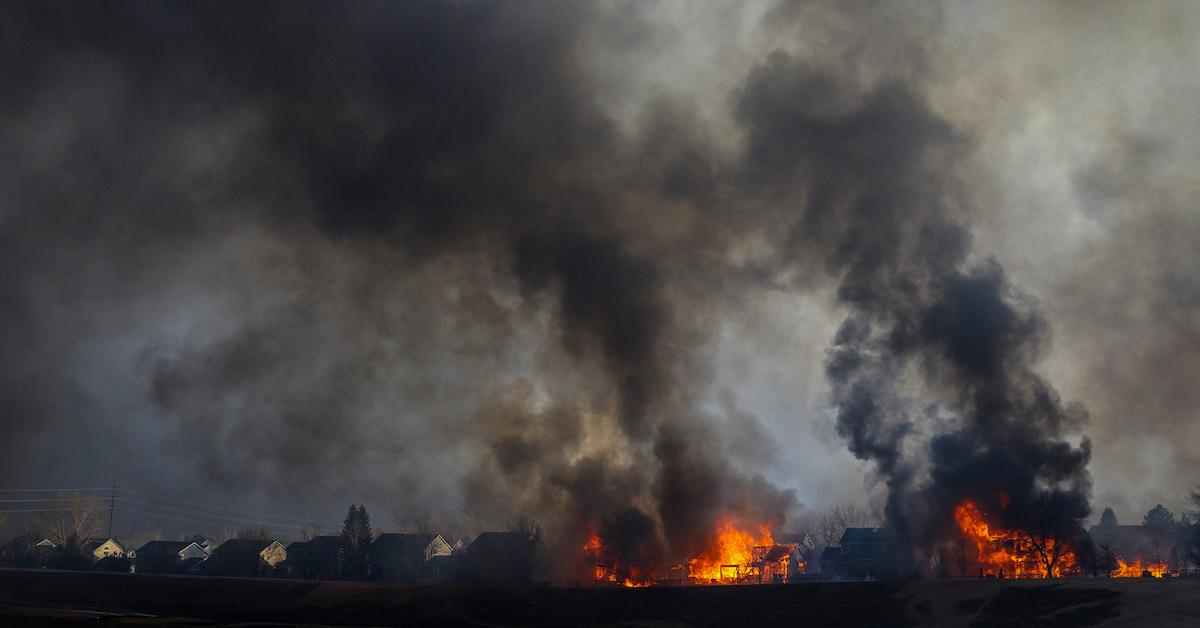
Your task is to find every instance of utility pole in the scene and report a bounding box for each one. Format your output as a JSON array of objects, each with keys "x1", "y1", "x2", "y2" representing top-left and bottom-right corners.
[{"x1": 107, "y1": 479, "x2": 116, "y2": 539}]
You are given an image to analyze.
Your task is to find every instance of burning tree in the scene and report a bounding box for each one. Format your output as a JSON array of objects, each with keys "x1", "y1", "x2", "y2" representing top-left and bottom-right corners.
[
  {"x1": 1021, "y1": 491, "x2": 1087, "y2": 578},
  {"x1": 594, "y1": 507, "x2": 660, "y2": 586},
  {"x1": 954, "y1": 490, "x2": 1086, "y2": 579}
]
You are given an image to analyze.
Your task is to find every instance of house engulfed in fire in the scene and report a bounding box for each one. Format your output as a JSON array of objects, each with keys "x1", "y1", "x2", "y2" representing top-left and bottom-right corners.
[
  {"x1": 583, "y1": 528, "x2": 807, "y2": 587},
  {"x1": 1088, "y1": 508, "x2": 1191, "y2": 577}
]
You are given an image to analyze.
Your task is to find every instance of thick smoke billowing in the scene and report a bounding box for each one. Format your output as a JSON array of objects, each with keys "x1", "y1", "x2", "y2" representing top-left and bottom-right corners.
[{"x1": 3, "y1": 1, "x2": 1196, "y2": 575}]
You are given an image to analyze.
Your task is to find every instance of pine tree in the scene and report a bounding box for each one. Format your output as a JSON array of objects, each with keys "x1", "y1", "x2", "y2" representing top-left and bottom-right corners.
[{"x1": 341, "y1": 504, "x2": 373, "y2": 579}]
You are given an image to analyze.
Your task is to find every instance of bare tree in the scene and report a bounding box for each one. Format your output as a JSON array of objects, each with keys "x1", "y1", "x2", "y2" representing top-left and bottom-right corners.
[
  {"x1": 507, "y1": 516, "x2": 542, "y2": 582},
  {"x1": 1099, "y1": 543, "x2": 1117, "y2": 576},
  {"x1": 235, "y1": 526, "x2": 273, "y2": 540},
  {"x1": 1022, "y1": 491, "x2": 1088, "y2": 578},
  {"x1": 297, "y1": 523, "x2": 321, "y2": 541},
  {"x1": 818, "y1": 503, "x2": 880, "y2": 547},
  {"x1": 818, "y1": 510, "x2": 841, "y2": 548},
  {"x1": 1188, "y1": 487, "x2": 1200, "y2": 566},
  {"x1": 393, "y1": 509, "x2": 436, "y2": 535},
  {"x1": 34, "y1": 492, "x2": 104, "y2": 545}
]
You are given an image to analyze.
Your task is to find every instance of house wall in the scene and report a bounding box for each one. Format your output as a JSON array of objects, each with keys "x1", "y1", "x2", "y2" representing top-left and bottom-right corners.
[
  {"x1": 93, "y1": 540, "x2": 125, "y2": 560},
  {"x1": 178, "y1": 543, "x2": 207, "y2": 561},
  {"x1": 425, "y1": 536, "x2": 453, "y2": 561},
  {"x1": 261, "y1": 542, "x2": 288, "y2": 568}
]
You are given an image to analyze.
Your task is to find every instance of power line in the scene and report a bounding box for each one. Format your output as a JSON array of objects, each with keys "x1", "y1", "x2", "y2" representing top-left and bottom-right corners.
[
  {"x1": 0, "y1": 488, "x2": 110, "y2": 493},
  {"x1": 120, "y1": 496, "x2": 338, "y2": 529},
  {"x1": 117, "y1": 487, "x2": 337, "y2": 524},
  {"x1": 0, "y1": 485, "x2": 344, "y2": 532},
  {"x1": 0, "y1": 498, "x2": 82, "y2": 503},
  {"x1": 107, "y1": 479, "x2": 116, "y2": 539},
  {"x1": 118, "y1": 506, "x2": 314, "y2": 531}
]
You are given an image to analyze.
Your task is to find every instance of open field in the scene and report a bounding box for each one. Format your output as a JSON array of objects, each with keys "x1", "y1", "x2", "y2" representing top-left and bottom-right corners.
[{"x1": 1, "y1": 568, "x2": 1199, "y2": 626}]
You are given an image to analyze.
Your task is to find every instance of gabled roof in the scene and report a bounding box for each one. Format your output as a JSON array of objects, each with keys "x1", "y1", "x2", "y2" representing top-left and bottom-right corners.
[
  {"x1": 371, "y1": 533, "x2": 434, "y2": 551},
  {"x1": 429, "y1": 534, "x2": 452, "y2": 549},
  {"x1": 84, "y1": 537, "x2": 125, "y2": 555},
  {"x1": 35, "y1": 539, "x2": 57, "y2": 548},
  {"x1": 212, "y1": 539, "x2": 275, "y2": 556},
  {"x1": 839, "y1": 528, "x2": 885, "y2": 544},
  {"x1": 467, "y1": 531, "x2": 533, "y2": 555},
  {"x1": 181, "y1": 542, "x2": 208, "y2": 555},
  {"x1": 136, "y1": 540, "x2": 189, "y2": 556},
  {"x1": 302, "y1": 535, "x2": 344, "y2": 562},
  {"x1": 759, "y1": 545, "x2": 795, "y2": 563},
  {"x1": 306, "y1": 535, "x2": 344, "y2": 551}
]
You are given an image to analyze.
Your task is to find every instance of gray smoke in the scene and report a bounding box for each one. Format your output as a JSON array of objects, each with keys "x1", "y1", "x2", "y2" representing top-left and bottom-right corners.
[{"x1": 3, "y1": 0, "x2": 1196, "y2": 576}]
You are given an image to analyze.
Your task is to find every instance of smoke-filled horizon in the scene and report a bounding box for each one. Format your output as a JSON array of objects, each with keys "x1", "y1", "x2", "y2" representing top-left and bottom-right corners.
[{"x1": 2, "y1": 2, "x2": 1198, "y2": 557}]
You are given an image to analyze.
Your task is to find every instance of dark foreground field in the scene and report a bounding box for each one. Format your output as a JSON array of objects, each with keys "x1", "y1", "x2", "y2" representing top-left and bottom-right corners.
[{"x1": 1, "y1": 569, "x2": 1198, "y2": 627}]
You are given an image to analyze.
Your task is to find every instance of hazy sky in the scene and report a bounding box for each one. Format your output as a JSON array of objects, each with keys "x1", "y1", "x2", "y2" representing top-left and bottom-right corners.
[{"x1": 1, "y1": 2, "x2": 1197, "y2": 541}]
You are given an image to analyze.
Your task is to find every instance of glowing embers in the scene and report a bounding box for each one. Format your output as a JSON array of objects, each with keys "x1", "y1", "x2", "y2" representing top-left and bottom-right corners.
[
  {"x1": 582, "y1": 531, "x2": 653, "y2": 587},
  {"x1": 954, "y1": 499, "x2": 1077, "y2": 579},
  {"x1": 1111, "y1": 557, "x2": 1174, "y2": 578}
]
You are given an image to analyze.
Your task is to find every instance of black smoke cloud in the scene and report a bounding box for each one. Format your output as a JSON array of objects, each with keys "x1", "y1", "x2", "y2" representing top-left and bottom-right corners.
[
  {"x1": 733, "y1": 50, "x2": 1092, "y2": 552},
  {"x1": 0, "y1": 1, "x2": 1109, "y2": 575},
  {"x1": 0, "y1": 1, "x2": 799, "y2": 572}
]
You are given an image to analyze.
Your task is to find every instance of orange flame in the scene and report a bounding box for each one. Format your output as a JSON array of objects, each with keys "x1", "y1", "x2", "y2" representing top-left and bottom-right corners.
[
  {"x1": 954, "y1": 499, "x2": 1076, "y2": 578},
  {"x1": 582, "y1": 530, "x2": 654, "y2": 586},
  {"x1": 1111, "y1": 557, "x2": 1171, "y2": 578},
  {"x1": 583, "y1": 518, "x2": 799, "y2": 586},
  {"x1": 687, "y1": 519, "x2": 775, "y2": 583}
]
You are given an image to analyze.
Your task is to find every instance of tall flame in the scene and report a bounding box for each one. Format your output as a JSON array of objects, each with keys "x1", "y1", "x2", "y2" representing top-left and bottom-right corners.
[
  {"x1": 954, "y1": 499, "x2": 1075, "y2": 578},
  {"x1": 583, "y1": 518, "x2": 798, "y2": 586},
  {"x1": 687, "y1": 519, "x2": 775, "y2": 583}
]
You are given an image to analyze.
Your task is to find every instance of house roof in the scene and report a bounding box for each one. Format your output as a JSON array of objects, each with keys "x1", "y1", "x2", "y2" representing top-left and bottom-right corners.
[
  {"x1": 212, "y1": 539, "x2": 276, "y2": 556},
  {"x1": 182, "y1": 542, "x2": 208, "y2": 555},
  {"x1": 776, "y1": 533, "x2": 817, "y2": 553},
  {"x1": 1089, "y1": 524, "x2": 1152, "y2": 538},
  {"x1": 466, "y1": 531, "x2": 533, "y2": 555},
  {"x1": 820, "y1": 546, "x2": 842, "y2": 560},
  {"x1": 306, "y1": 535, "x2": 343, "y2": 550},
  {"x1": 82, "y1": 537, "x2": 125, "y2": 553},
  {"x1": 759, "y1": 545, "x2": 795, "y2": 563},
  {"x1": 302, "y1": 535, "x2": 344, "y2": 561},
  {"x1": 180, "y1": 556, "x2": 205, "y2": 570},
  {"x1": 371, "y1": 533, "x2": 434, "y2": 551},
  {"x1": 839, "y1": 528, "x2": 885, "y2": 544},
  {"x1": 136, "y1": 540, "x2": 190, "y2": 556}
]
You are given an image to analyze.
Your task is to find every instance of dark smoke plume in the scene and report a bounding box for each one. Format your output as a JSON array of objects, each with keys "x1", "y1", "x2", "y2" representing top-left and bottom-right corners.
[
  {"x1": 732, "y1": 50, "x2": 1092, "y2": 554},
  {"x1": 0, "y1": 1, "x2": 1123, "y2": 579}
]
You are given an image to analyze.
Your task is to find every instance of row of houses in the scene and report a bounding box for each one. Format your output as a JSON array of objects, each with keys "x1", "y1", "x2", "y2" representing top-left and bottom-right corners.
[{"x1": 3, "y1": 531, "x2": 535, "y2": 583}]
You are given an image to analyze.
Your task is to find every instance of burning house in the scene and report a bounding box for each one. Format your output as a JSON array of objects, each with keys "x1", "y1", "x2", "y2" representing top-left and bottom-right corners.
[
  {"x1": 1088, "y1": 508, "x2": 1188, "y2": 577},
  {"x1": 580, "y1": 516, "x2": 806, "y2": 587}
]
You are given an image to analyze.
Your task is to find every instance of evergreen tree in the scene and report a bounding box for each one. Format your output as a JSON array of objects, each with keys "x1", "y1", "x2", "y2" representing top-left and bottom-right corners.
[
  {"x1": 1143, "y1": 504, "x2": 1175, "y2": 536},
  {"x1": 341, "y1": 504, "x2": 373, "y2": 579},
  {"x1": 1099, "y1": 507, "x2": 1118, "y2": 528}
]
